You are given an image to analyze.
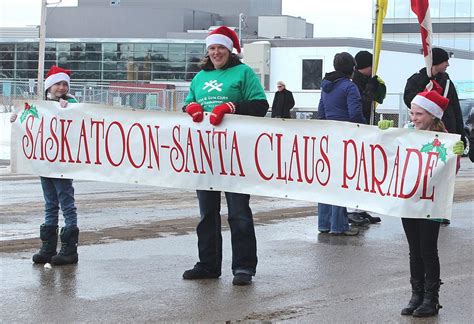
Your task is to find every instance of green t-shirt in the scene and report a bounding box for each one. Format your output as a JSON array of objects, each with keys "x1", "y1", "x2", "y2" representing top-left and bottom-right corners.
[{"x1": 185, "y1": 64, "x2": 266, "y2": 112}]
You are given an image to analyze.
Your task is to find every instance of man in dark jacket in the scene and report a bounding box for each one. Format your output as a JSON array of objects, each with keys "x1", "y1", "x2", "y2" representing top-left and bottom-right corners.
[
  {"x1": 271, "y1": 81, "x2": 295, "y2": 118},
  {"x1": 346, "y1": 50, "x2": 387, "y2": 225},
  {"x1": 353, "y1": 50, "x2": 386, "y2": 124},
  {"x1": 404, "y1": 47, "x2": 465, "y2": 143}
]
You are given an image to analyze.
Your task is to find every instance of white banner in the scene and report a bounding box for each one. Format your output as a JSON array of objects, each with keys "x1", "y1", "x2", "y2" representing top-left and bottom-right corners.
[{"x1": 11, "y1": 101, "x2": 460, "y2": 219}]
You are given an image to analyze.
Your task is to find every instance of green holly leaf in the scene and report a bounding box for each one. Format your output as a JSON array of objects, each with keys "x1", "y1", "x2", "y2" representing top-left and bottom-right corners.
[
  {"x1": 29, "y1": 105, "x2": 39, "y2": 118},
  {"x1": 436, "y1": 145, "x2": 447, "y2": 163},
  {"x1": 19, "y1": 109, "x2": 30, "y2": 123},
  {"x1": 18, "y1": 104, "x2": 39, "y2": 123},
  {"x1": 420, "y1": 143, "x2": 434, "y2": 153}
]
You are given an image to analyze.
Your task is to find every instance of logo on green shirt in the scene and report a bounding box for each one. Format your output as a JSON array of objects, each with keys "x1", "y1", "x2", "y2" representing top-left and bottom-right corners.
[{"x1": 203, "y1": 80, "x2": 223, "y2": 92}]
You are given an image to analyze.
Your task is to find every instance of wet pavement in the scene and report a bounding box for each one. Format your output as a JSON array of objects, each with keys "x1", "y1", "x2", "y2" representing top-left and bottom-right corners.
[{"x1": 1, "y1": 158, "x2": 473, "y2": 322}]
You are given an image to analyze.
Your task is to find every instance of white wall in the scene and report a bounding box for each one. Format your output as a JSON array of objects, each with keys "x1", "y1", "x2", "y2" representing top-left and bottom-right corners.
[{"x1": 268, "y1": 46, "x2": 474, "y2": 110}]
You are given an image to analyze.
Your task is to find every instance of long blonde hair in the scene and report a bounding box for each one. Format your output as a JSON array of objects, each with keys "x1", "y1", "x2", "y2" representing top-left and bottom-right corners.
[{"x1": 429, "y1": 118, "x2": 447, "y2": 132}]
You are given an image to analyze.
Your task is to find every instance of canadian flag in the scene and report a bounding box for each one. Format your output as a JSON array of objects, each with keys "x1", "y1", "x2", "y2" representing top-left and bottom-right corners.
[{"x1": 411, "y1": 0, "x2": 433, "y2": 77}]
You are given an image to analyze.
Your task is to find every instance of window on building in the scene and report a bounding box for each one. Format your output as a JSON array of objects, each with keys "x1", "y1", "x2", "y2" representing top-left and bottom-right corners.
[
  {"x1": 394, "y1": 0, "x2": 410, "y2": 18},
  {"x1": 385, "y1": 0, "x2": 395, "y2": 18},
  {"x1": 439, "y1": 0, "x2": 456, "y2": 17},
  {"x1": 3, "y1": 40, "x2": 206, "y2": 82},
  {"x1": 430, "y1": 0, "x2": 441, "y2": 17},
  {"x1": 455, "y1": 0, "x2": 471, "y2": 17},
  {"x1": 454, "y1": 35, "x2": 471, "y2": 51},
  {"x1": 437, "y1": 34, "x2": 455, "y2": 48},
  {"x1": 302, "y1": 59, "x2": 322, "y2": 90}
]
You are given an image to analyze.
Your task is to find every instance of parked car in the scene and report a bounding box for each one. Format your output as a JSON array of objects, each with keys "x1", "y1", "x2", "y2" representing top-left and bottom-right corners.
[{"x1": 459, "y1": 98, "x2": 474, "y2": 156}]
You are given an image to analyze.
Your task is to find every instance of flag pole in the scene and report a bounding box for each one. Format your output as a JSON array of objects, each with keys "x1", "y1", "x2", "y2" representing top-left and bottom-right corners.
[
  {"x1": 37, "y1": 0, "x2": 47, "y2": 100},
  {"x1": 370, "y1": 0, "x2": 386, "y2": 125},
  {"x1": 369, "y1": 2, "x2": 378, "y2": 125}
]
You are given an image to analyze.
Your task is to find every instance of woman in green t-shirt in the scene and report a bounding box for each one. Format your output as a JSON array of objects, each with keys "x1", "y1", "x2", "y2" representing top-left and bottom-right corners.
[{"x1": 182, "y1": 26, "x2": 269, "y2": 286}]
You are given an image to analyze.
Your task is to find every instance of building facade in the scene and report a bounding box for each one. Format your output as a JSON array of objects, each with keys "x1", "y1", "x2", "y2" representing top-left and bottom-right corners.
[
  {"x1": 0, "y1": 0, "x2": 290, "y2": 83},
  {"x1": 382, "y1": 0, "x2": 474, "y2": 51},
  {"x1": 0, "y1": 38, "x2": 206, "y2": 82}
]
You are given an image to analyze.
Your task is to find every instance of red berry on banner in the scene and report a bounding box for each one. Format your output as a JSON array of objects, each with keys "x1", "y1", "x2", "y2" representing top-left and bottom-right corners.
[
  {"x1": 432, "y1": 138, "x2": 441, "y2": 147},
  {"x1": 24, "y1": 103, "x2": 31, "y2": 110}
]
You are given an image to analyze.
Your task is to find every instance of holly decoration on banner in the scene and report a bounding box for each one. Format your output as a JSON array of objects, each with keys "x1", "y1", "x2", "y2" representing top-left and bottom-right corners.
[
  {"x1": 19, "y1": 102, "x2": 39, "y2": 123},
  {"x1": 420, "y1": 137, "x2": 447, "y2": 163}
]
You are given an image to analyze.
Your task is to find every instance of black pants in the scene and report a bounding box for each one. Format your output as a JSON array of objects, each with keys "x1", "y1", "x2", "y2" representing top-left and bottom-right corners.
[
  {"x1": 195, "y1": 190, "x2": 257, "y2": 275},
  {"x1": 402, "y1": 218, "x2": 441, "y2": 282}
]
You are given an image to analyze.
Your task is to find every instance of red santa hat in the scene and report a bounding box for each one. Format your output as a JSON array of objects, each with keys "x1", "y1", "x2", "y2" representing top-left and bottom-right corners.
[
  {"x1": 411, "y1": 84, "x2": 450, "y2": 119},
  {"x1": 44, "y1": 66, "x2": 71, "y2": 91},
  {"x1": 206, "y1": 26, "x2": 242, "y2": 57}
]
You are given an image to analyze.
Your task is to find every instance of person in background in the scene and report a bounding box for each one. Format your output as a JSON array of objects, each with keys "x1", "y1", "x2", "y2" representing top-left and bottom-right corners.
[
  {"x1": 379, "y1": 84, "x2": 464, "y2": 317},
  {"x1": 182, "y1": 26, "x2": 269, "y2": 286},
  {"x1": 347, "y1": 50, "x2": 387, "y2": 225},
  {"x1": 404, "y1": 47, "x2": 465, "y2": 225},
  {"x1": 10, "y1": 66, "x2": 79, "y2": 266},
  {"x1": 271, "y1": 80, "x2": 295, "y2": 118},
  {"x1": 316, "y1": 52, "x2": 364, "y2": 236}
]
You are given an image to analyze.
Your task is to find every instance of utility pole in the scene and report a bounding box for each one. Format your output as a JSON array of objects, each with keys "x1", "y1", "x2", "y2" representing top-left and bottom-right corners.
[
  {"x1": 238, "y1": 13, "x2": 245, "y2": 47},
  {"x1": 37, "y1": 0, "x2": 47, "y2": 99}
]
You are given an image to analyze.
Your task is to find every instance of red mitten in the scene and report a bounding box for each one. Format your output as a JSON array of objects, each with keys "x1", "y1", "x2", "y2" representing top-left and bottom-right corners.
[
  {"x1": 185, "y1": 102, "x2": 204, "y2": 122},
  {"x1": 210, "y1": 102, "x2": 236, "y2": 126}
]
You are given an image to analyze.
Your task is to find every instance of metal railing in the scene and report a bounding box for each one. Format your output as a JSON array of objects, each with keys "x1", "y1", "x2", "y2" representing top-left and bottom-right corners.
[
  {"x1": 0, "y1": 80, "x2": 190, "y2": 112},
  {"x1": 0, "y1": 79, "x2": 407, "y2": 126}
]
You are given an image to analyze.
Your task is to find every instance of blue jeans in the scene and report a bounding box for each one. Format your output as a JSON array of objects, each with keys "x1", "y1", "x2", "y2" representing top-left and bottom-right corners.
[
  {"x1": 317, "y1": 203, "x2": 349, "y2": 233},
  {"x1": 195, "y1": 190, "x2": 257, "y2": 275},
  {"x1": 41, "y1": 177, "x2": 77, "y2": 227}
]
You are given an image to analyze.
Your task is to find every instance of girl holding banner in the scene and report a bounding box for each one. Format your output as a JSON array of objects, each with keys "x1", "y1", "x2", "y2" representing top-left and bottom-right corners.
[
  {"x1": 379, "y1": 83, "x2": 464, "y2": 317},
  {"x1": 182, "y1": 26, "x2": 268, "y2": 286},
  {"x1": 10, "y1": 66, "x2": 80, "y2": 266}
]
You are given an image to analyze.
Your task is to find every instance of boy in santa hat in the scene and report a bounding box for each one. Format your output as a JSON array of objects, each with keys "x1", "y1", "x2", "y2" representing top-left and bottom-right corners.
[
  {"x1": 379, "y1": 84, "x2": 464, "y2": 318},
  {"x1": 11, "y1": 66, "x2": 79, "y2": 266}
]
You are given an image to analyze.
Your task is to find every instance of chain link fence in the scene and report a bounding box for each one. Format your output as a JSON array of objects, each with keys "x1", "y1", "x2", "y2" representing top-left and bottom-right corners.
[
  {"x1": 0, "y1": 80, "x2": 189, "y2": 113},
  {"x1": 1, "y1": 79, "x2": 406, "y2": 126}
]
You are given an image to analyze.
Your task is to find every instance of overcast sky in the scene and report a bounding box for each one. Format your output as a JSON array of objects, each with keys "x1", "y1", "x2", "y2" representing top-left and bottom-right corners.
[{"x1": 0, "y1": 0, "x2": 373, "y2": 38}]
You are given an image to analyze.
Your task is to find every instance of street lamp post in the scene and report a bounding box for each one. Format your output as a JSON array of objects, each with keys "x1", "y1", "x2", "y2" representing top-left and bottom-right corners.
[
  {"x1": 238, "y1": 13, "x2": 245, "y2": 47},
  {"x1": 37, "y1": 0, "x2": 47, "y2": 99}
]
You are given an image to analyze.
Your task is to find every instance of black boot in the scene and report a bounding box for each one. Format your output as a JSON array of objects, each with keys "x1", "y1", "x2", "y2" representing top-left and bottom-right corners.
[
  {"x1": 51, "y1": 226, "x2": 79, "y2": 265},
  {"x1": 401, "y1": 278, "x2": 424, "y2": 315},
  {"x1": 360, "y1": 211, "x2": 381, "y2": 224},
  {"x1": 32, "y1": 224, "x2": 58, "y2": 264},
  {"x1": 413, "y1": 280, "x2": 442, "y2": 317},
  {"x1": 183, "y1": 265, "x2": 221, "y2": 279},
  {"x1": 347, "y1": 213, "x2": 370, "y2": 226},
  {"x1": 33, "y1": 224, "x2": 58, "y2": 264}
]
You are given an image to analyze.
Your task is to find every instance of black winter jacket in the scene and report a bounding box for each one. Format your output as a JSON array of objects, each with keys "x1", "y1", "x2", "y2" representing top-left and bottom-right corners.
[
  {"x1": 404, "y1": 68, "x2": 465, "y2": 142},
  {"x1": 352, "y1": 70, "x2": 386, "y2": 124},
  {"x1": 271, "y1": 89, "x2": 295, "y2": 118}
]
